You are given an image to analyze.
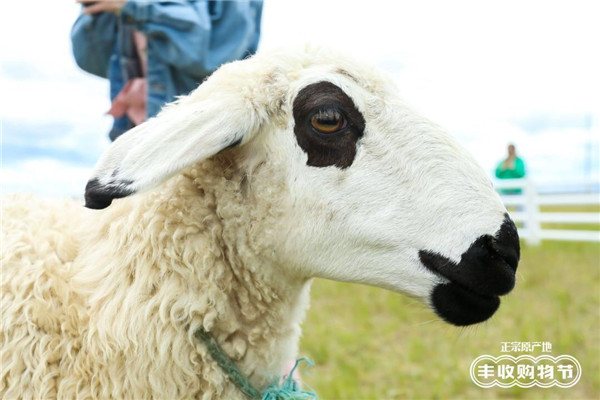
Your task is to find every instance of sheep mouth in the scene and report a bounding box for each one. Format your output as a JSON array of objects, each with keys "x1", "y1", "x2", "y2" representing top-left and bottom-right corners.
[
  {"x1": 418, "y1": 223, "x2": 519, "y2": 326},
  {"x1": 429, "y1": 282, "x2": 500, "y2": 326},
  {"x1": 419, "y1": 247, "x2": 512, "y2": 326}
]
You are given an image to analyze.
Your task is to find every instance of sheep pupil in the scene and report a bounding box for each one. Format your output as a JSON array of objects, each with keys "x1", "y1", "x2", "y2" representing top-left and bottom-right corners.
[{"x1": 311, "y1": 109, "x2": 344, "y2": 133}]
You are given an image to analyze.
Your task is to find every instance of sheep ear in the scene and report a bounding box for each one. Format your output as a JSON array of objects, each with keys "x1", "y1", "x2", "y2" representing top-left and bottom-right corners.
[{"x1": 84, "y1": 97, "x2": 255, "y2": 210}]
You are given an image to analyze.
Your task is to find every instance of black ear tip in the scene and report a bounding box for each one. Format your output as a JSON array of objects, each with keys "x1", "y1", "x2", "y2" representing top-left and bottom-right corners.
[
  {"x1": 84, "y1": 179, "x2": 113, "y2": 209},
  {"x1": 84, "y1": 179, "x2": 132, "y2": 210}
]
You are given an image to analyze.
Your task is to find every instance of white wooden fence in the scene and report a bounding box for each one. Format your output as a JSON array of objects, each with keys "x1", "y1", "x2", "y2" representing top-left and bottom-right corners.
[{"x1": 494, "y1": 178, "x2": 600, "y2": 244}]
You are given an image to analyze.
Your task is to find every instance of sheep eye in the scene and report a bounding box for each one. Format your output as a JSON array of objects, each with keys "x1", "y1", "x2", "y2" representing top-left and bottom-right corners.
[{"x1": 310, "y1": 108, "x2": 346, "y2": 134}]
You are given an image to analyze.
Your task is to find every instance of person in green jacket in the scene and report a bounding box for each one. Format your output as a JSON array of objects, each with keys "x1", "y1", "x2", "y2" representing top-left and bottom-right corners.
[{"x1": 495, "y1": 143, "x2": 526, "y2": 194}]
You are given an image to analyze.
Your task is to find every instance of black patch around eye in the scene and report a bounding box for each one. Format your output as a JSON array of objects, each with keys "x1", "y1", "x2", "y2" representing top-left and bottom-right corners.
[{"x1": 292, "y1": 82, "x2": 365, "y2": 169}]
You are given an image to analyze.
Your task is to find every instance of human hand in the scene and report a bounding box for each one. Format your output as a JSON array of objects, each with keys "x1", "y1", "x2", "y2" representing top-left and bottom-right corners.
[
  {"x1": 77, "y1": 0, "x2": 126, "y2": 15},
  {"x1": 503, "y1": 159, "x2": 516, "y2": 170}
]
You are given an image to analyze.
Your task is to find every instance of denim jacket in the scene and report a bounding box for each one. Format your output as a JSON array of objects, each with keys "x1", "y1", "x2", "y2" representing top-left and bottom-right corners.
[{"x1": 71, "y1": 0, "x2": 263, "y2": 140}]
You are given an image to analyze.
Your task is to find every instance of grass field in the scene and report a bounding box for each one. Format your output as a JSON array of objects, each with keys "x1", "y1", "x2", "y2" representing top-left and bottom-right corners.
[{"x1": 297, "y1": 240, "x2": 600, "y2": 399}]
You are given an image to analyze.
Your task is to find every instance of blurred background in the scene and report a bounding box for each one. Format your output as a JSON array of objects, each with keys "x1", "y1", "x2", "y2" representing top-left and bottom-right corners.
[{"x1": 1, "y1": 1, "x2": 598, "y2": 399}]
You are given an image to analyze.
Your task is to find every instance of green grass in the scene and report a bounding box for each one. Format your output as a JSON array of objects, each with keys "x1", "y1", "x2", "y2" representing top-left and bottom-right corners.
[
  {"x1": 540, "y1": 205, "x2": 600, "y2": 213},
  {"x1": 298, "y1": 241, "x2": 600, "y2": 399}
]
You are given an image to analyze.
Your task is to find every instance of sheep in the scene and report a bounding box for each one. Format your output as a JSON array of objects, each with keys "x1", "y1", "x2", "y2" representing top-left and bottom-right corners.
[{"x1": 1, "y1": 46, "x2": 520, "y2": 399}]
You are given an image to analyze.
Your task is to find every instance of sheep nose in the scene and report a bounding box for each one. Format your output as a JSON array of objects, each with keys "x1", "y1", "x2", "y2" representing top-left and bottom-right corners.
[
  {"x1": 489, "y1": 215, "x2": 520, "y2": 273},
  {"x1": 419, "y1": 214, "x2": 520, "y2": 326}
]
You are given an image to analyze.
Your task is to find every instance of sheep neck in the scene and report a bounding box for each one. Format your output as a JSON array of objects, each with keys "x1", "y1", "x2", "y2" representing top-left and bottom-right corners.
[
  {"x1": 181, "y1": 157, "x2": 311, "y2": 389},
  {"x1": 73, "y1": 157, "x2": 311, "y2": 397}
]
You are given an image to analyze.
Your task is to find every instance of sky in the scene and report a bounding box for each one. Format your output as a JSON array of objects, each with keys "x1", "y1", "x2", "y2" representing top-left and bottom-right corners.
[{"x1": 1, "y1": 0, "x2": 599, "y2": 198}]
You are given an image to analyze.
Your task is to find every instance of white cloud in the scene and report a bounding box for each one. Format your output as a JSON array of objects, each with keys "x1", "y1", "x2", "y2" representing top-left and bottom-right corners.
[
  {"x1": 1, "y1": 159, "x2": 91, "y2": 199},
  {"x1": 2, "y1": 78, "x2": 110, "y2": 125}
]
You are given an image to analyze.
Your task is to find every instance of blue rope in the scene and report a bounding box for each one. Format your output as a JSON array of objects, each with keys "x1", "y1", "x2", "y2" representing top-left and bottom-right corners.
[
  {"x1": 195, "y1": 329, "x2": 318, "y2": 400},
  {"x1": 261, "y1": 358, "x2": 318, "y2": 400}
]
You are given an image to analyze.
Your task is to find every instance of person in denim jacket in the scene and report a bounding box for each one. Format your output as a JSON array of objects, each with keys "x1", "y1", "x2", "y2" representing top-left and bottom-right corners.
[{"x1": 72, "y1": 0, "x2": 263, "y2": 141}]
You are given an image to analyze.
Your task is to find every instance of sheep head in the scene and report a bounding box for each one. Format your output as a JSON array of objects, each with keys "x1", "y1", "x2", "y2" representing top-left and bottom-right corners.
[{"x1": 85, "y1": 46, "x2": 519, "y2": 326}]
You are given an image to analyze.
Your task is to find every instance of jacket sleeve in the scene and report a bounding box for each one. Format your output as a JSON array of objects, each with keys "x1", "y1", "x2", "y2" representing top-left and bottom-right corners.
[
  {"x1": 495, "y1": 162, "x2": 505, "y2": 179},
  {"x1": 120, "y1": 0, "x2": 263, "y2": 79},
  {"x1": 71, "y1": 12, "x2": 118, "y2": 78}
]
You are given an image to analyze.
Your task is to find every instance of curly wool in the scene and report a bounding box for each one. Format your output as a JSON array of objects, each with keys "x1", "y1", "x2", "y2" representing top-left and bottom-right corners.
[{"x1": 1, "y1": 157, "x2": 311, "y2": 399}]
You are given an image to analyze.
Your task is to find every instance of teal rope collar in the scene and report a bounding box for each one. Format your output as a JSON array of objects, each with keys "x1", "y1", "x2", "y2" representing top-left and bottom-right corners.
[{"x1": 194, "y1": 328, "x2": 317, "y2": 400}]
